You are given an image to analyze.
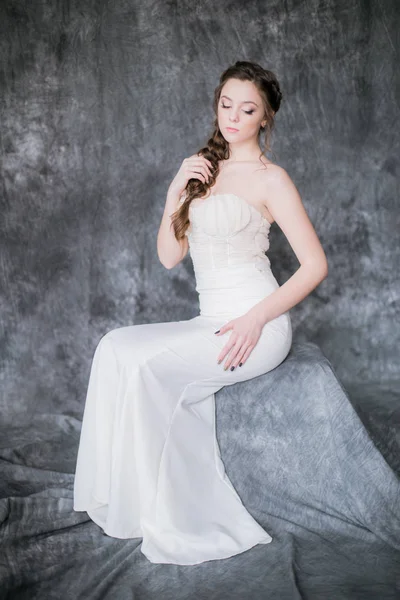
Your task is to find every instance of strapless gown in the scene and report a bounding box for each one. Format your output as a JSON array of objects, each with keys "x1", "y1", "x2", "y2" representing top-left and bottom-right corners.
[{"x1": 73, "y1": 192, "x2": 293, "y2": 565}]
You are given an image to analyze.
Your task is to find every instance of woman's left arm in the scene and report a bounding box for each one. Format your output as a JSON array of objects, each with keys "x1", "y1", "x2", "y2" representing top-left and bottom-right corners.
[{"x1": 250, "y1": 166, "x2": 329, "y2": 327}]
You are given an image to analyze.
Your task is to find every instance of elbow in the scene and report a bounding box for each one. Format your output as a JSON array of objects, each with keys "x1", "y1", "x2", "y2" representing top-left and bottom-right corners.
[
  {"x1": 303, "y1": 257, "x2": 328, "y2": 283},
  {"x1": 158, "y1": 249, "x2": 187, "y2": 270},
  {"x1": 319, "y1": 260, "x2": 329, "y2": 283},
  {"x1": 318, "y1": 258, "x2": 329, "y2": 281},
  {"x1": 159, "y1": 258, "x2": 175, "y2": 270},
  {"x1": 321, "y1": 256, "x2": 329, "y2": 279},
  {"x1": 159, "y1": 255, "x2": 180, "y2": 270},
  {"x1": 157, "y1": 248, "x2": 176, "y2": 270}
]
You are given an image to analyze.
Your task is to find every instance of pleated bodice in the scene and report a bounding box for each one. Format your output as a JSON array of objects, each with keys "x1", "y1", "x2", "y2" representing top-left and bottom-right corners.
[
  {"x1": 183, "y1": 193, "x2": 272, "y2": 273},
  {"x1": 179, "y1": 192, "x2": 279, "y2": 317}
]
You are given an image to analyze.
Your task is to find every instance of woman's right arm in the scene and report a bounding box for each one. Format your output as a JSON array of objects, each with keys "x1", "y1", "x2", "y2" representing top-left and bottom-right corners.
[
  {"x1": 157, "y1": 155, "x2": 212, "y2": 269},
  {"x1": 156, "y1": 185, "x2": 189, "y2": 269}
]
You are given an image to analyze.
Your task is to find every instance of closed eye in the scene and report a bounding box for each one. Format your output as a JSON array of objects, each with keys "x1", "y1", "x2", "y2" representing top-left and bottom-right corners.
[{"x1": 221, "y1": 103, "x2": 255, "y2": 115}]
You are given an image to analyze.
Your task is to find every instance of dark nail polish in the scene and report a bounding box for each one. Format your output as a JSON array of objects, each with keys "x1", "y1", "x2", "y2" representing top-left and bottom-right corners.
[
  {"x1": 214, "y1": 330, "x2": 220, "y2": 334},
  {"x1": 230, "y1": 366, "x2": 235, "y2": 371},
  {"x1": 239, "y1": 362, "x2": 243, "y2": 367}
]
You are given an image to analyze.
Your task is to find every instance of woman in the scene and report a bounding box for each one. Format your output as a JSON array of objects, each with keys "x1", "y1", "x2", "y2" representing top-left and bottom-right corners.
[{"x1": 73, "y1": 60, "x2": 328, "y2": 565}]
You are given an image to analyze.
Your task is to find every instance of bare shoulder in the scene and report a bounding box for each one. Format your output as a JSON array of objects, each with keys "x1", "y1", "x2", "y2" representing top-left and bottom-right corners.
[
  {"x1": 260, "y1": 162, "x2": 290, "y2": 183},
  {"x1": 258, "y1": 163, "x2": 328, "y2": 274},
  {"x1": 259, "y1": 163, "x2": 312, "y2": 233},
  {"x1": 253, "y1": 164, "x2": 292, "y2": 223},
  {"x1": 255, "y1": 163, "x2": 291, "y2": 199},
  {"x1": 259, "y1": 164, "x2": 301, "y2": 205}
]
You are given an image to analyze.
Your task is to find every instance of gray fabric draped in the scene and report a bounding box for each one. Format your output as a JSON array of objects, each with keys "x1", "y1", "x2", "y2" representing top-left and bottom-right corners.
[{"x1": 1, "y1": 342, "x2": 399, "y2": 598}]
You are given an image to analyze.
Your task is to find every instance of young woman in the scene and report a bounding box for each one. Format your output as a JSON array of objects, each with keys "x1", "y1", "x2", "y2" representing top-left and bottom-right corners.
[{"x1": 73, "y1": 61, "x2": 328, "y2": 565}]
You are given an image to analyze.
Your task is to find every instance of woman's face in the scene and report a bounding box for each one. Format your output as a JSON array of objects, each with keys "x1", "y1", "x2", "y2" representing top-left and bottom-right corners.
[{"x1": 217, "y1": 78, "x2": 266, "y2": 144}]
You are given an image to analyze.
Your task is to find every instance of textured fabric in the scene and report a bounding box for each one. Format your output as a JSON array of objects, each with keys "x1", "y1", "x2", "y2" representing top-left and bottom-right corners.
[
  {"x1": 186, "y1": 193, "x2": 281, "y2": 317},
  {"x1": 187, "y1": 193, "x2": 272, "y2": 271},
  {"x1": 73, "y1": 192, "x2": 292, "y2": 564},
  {"x1": 1, "y1": 345, "x2": 400, "y2": 598}
]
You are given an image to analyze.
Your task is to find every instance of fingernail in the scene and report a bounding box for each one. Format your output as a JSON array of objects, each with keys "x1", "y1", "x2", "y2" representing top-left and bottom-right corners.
[
  {"x1": 239, "y1": 362, "x2": 242, "y2": 367},
  {"x1": 214, "y1": 330, "x2": 220, "y2": 334},
  {"x1": 230, "y1": 366, "x2": 235, "y2": 371}
]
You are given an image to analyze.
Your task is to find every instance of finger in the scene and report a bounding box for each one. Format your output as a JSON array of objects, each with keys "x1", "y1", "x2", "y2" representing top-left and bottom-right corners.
[
  {"x1": 189, "y1": 158, "x2": 211, "y2": 171},
  {"x1": 188, "y1": 168, "x2": 208, "y2": 184},
  {"x1": 189, "y1": 165, "x2": 210, "y2": 182},
  {"x1": 222, "y1": 337, "x2": 244, "y2": 370},
  {"x1": 236, "y1": 343, "x2": 254, "y2": 367},
  {"x1": 216, "y1": 334, "x2": 239, "y2": 364},
  {"x1": 203, "y1": 159, "x2": 213, "y2": 177},
  {"x1": 223, "y1": 341, "x2": 245, "y2": 370},
  {"x1": 190, "y1": 173, "x2": 206, "y2": 184},
  {"x1": 216, "y1": 343, "x2": 232, "y2": 364},
  {"x1": 231, "y1": 342, "x2": 252, "y2": 368},
  {"x1": 234, "y1": 343, "x2": 251, "y2": 367},
  {"x1": 217, "y1": 343, "x2": 236, "y2": 367},
  {"x1": 200, "y1": 164, "x2": 211, "y2": 181},
  {"x1": 190, "y1": 157, "x2": 213, "y2": 177},
  {"x1": 198, "y1": 156, "x2": 213, "y2": 175},
  {"x1": 195, "y1": 153, "x2": 213, "y2": 167},
  {"x1": 215, "y1": 321, "x2": 233, "y2": 335}
]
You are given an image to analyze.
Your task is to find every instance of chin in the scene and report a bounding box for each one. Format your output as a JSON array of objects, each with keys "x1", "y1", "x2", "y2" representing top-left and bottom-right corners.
[{"x1": 222, "y1": 130, "x2": 242, "y2": 140}]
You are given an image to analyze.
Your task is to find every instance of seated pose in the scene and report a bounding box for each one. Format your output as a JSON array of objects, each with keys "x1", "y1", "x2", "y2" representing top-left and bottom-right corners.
[{"x1": 73, "y1": 60, "x2": 328, "y2": 565}]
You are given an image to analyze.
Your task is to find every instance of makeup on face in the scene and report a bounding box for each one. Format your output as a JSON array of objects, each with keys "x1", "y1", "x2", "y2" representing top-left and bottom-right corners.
[
  {"x1": 218, "y1": 90, "x2": 261, "y2": 132},
  {"x1": 217, "y1": 81, "x2": 265, "y2": 142},
  {"x1": 220, "y1": 94, "x2": 259, "y2": 110}
]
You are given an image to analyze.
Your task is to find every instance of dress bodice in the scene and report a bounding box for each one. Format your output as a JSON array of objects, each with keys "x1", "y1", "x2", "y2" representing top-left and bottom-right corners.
[{"x1": 180, "y1": 193, "x2": 272, "y2": 273}]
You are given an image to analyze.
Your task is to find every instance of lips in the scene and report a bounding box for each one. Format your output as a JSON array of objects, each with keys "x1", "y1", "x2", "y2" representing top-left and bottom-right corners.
[{"x1": 226, "y1": 127, "x2": 239, "y2": 132}]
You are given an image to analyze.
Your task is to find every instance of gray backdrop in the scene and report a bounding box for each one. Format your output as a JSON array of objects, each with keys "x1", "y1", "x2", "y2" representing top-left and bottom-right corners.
[
  {"x1": 1, "y1": 0, "x2": 399, "y2": 418},
  {"x1": 1, "y1": 2, "x2": 400, "y2": 599}
]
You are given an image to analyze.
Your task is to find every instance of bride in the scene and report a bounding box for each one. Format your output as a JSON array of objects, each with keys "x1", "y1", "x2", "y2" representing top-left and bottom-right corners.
[{"x1": 73, "y1": 60, "x2": 328, "y2": 565}]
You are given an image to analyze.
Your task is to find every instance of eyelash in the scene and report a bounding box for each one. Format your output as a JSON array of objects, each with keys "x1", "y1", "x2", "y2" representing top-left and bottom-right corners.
[{"x1": 221, "y1": 103, "x2": 255, "y2": 115}]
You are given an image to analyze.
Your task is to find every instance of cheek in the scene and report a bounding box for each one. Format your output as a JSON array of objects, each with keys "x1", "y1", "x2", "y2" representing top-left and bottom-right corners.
[
  {"x1": 239, "y1": 120, "x2": 257, "y2": 135},
  {"x1": 247, "y1": 117, "x2": 263, "y2": 132}
]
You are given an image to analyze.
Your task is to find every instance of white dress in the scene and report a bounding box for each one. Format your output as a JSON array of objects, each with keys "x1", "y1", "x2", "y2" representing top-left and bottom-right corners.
[{"x1": 73, "y1": 192, "x2": 292, "y2": 565}]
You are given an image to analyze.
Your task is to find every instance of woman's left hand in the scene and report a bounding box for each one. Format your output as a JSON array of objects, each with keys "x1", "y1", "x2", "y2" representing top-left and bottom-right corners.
[{"x1": 214, "y1": 310, "x2": 264, "y2": 370}]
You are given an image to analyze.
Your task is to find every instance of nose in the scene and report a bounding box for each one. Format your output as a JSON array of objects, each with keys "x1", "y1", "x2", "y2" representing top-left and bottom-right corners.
[{"x1": 228, "y1": 108, "x2": 239, "y2": 123}]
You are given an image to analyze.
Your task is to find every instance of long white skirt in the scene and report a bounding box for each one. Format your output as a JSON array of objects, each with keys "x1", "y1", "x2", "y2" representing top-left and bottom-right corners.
[{"x1": 73, "y1": 266, "x2": 292, "y2": 565}]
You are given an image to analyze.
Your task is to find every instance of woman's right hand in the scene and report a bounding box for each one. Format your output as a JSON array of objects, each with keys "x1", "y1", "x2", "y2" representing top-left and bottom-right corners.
[{"x1": 169, "y1": 153, "x2": 213, "y2": 197}]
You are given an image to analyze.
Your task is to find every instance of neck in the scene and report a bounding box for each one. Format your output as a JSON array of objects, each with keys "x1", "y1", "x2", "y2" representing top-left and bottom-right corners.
[{"x1": 225, "y1": 141, "x2": 263, "y2": 162}]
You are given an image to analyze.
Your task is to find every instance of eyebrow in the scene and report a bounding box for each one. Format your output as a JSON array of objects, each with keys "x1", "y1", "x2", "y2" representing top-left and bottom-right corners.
[{"x1": 221, "y1": 95, "x2": 258, "y2": 107}]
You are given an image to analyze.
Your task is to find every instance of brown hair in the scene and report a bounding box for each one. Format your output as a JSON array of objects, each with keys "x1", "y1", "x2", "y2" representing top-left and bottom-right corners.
[{"x1": 171, "y1": 60, "x2": 283, "y2": 240}]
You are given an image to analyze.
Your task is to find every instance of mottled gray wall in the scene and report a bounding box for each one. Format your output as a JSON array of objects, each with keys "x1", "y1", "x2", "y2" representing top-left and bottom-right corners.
[{"x1": 1, "y1": 0, "x2": 398, "y2": 418}]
